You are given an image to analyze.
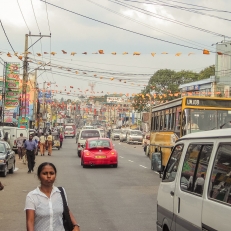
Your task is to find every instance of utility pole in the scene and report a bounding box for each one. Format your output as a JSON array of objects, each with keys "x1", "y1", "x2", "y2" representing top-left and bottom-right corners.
[
  {"x1": 1, "y1": 61, "x2": 6, "y2": 126},
  {"x1": 20, "y1": 33, "x2": 51, "y2": 118},
  {"x1": 21, "y1": 34, "x2": 29, "y2": 117}
]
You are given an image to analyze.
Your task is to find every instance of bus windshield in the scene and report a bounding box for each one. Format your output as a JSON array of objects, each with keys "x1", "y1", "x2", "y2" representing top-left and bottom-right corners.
[{"x1": 182, "y1": 109, "x2": 231, "y2": 135}]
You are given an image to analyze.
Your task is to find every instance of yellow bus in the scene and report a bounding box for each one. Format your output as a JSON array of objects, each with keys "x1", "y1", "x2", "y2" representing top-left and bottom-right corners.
[{"x1": 150, "y1": 96, "x2": 231, "y2": 167}]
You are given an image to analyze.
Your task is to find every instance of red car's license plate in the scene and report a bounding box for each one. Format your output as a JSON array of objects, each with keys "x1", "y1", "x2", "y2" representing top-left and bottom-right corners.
[{"x1": 95, "y1": 155, "x2": 106, "y2": 159}]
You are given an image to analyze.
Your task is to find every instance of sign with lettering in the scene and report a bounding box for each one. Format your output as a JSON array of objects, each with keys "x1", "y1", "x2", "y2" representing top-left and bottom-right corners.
[
  {"x1": 186, "y1": 98, "x2": 231, "y2": 108},
  {"x1": 18, "y1": 116, "x2": 29, "y2": 129}
]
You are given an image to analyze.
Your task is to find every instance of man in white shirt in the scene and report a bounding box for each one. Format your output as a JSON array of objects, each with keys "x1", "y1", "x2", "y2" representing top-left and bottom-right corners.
[{"x1": 39, "y1": 133, "x2": 46, "y2": 156}]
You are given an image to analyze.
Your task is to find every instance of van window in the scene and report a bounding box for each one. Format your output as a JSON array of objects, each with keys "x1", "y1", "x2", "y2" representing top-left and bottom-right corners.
[
  {"x1": 180, "y1": 144, "x2": 213, "y2": 196},
  {"x1": 80, "y1": 130, "x2": 100, "y2": 139},
  {"x1": 163, "y1": 144, "x2": 184, "y2": 182},
  {"x1": 209, "y1": 143, "x2": 231, "y2": 204}
]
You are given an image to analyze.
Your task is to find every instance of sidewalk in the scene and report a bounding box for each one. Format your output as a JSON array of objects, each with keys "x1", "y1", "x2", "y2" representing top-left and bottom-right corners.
[{"x1": 0, "y1": 153, "x2": 55, "y2": 231}]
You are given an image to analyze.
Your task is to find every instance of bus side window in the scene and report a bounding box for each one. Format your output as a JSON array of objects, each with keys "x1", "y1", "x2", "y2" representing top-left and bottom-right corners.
[
  {"x1": 164, "y1": 114, "x2": 167, "y2": 130},
  {"x1": 160, "y1": 115, "x2": 163, "y2": 130},
  {"x1": 155, "y1": 116, "x2": 158, "y2": 131},
  {"x1": 171, "y1": 113, "x2": 175, "y2": 130},
  {"x1": 168, "y1": 113, "x2": 172, "y2": 130}
]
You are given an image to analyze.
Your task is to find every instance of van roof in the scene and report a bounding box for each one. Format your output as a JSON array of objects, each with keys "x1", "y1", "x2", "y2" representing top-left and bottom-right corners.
[{"x1": 177, "y1": 128, "x2": 231, "y2": 142}]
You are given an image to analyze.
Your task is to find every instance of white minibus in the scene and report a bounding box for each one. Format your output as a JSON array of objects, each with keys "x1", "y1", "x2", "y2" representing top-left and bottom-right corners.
[{"x1": 156, "y1": 128, "x2": 231, "y2": 231}]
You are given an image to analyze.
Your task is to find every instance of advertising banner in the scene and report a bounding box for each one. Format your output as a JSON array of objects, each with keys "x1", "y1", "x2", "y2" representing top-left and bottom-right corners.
[
  {"x1": 5, "y1": 63, "x2": 20, "y2": 110},
  {"x1": 18, "y1": 116, "x2": 29, "y2": 129}
]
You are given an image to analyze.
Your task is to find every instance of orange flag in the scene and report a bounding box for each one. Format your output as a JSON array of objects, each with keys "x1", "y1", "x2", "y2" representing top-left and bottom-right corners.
[
  {"x1": 203, "y1": 49, "x2": 210, "y2": 55},
  {"x1": 99, "y1": 50, "x2": 104, "y2": 54}
]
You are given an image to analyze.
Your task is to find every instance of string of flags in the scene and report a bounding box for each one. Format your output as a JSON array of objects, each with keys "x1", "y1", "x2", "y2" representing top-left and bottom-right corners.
[{"x1": 1, "y1": 49, "x2": 221, "y2": 59}]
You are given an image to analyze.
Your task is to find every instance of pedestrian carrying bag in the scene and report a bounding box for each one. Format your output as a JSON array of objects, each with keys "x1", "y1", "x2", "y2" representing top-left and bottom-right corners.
[{"x1": 58, "y1": 187, "x2": 73, "y2": 231}]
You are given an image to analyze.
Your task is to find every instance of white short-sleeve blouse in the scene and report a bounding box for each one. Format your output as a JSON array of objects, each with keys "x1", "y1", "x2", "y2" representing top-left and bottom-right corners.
[{"x1": 25, "y1": 186, "x2": 68, "y2": 231}]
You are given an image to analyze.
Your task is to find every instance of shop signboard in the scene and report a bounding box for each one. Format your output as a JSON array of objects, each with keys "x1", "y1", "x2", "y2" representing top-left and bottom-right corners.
[{"x1": 18, "y1": 116, "x2": 29, "y2": 129}]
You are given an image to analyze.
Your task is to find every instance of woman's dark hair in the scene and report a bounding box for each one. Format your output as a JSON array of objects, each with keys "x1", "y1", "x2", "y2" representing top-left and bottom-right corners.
[{"x1": 37, "y1": 162, "x2": 57, "y2": 177}]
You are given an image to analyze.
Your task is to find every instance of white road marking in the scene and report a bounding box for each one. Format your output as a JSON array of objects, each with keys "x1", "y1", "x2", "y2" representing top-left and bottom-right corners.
[
  {"x1": 128, "y1": 160, "x2": 134, "y2": 162},
  {"x1": 119, "y1": 156, "x2": 124, "y2": 158},
  {"x1": 14, "y1": 167, "x2": 19, "y2": 172},
  {"x1": 139, "y1": 165, "x2": 147, "y2": 169}
]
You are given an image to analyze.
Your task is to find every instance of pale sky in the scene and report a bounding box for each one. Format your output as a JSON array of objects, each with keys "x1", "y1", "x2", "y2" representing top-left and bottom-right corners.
[{"x1": 0, "y1": 0, "x2": 231, "y2": 99}]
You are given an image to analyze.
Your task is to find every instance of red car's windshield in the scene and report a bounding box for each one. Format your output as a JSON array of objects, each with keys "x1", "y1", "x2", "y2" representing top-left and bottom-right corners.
[
  {"x1": 88, "y1": 139, "x2": 111, "y2": 149},
  {"x1": 81, "y1": 130, "x2": 100, "y2": 139}
]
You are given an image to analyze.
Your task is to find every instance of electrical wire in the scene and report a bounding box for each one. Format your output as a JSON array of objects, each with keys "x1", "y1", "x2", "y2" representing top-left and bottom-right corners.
[
  {"x1": 86, "y1": 0, "x2": 211, "y2": 50},
  {"x1": 0, "y1": 20, "x2": 16, "y2": 54},
  {"x1": 109, "y1": 0, "x2": 231, "y2": 39},
  {"x1": 155, "y1": 0, "x2": 231, "y2": 13},
  {"x1": 39, "y1": 0, "x2": 209, "y2": 52},
  {"x1": 142, "y1": 0, "x2": 231, "y2": 21}
]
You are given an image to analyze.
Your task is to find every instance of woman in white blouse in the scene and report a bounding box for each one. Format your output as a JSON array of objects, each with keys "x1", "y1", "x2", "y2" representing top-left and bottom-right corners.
[{"x1": 25, "y1": 162, "x2": 80, "y2": 231}]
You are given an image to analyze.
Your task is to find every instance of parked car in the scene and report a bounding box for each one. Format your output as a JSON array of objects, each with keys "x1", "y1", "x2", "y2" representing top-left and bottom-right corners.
[
  {"x1": 119, "y1": 130, "x2": 128, "y2": 142},
  {"x1": 111, "y1": 129, "x2": 121, "y2": 140},
  {"x1": 151, "y1": 152, "x2": 161, "y2": 171},
  {"x1": 81, "y1": 138, "x2": 118, "y2": 168},
  {"x1": 77, "y1": 129, "x2": 101, "y2": 157},
  {"x1": 0, "y1": 141, "x2": 15, "y2": 177},
  {"x1": 156, "y1": 128, "x2": 231, "y2": 231},
  {"x1": 126, "y1": 130, "x2": 143, "y2": 144},
  {"x1": 64, "y1": 126, "x2": 75, "y2": 138}
]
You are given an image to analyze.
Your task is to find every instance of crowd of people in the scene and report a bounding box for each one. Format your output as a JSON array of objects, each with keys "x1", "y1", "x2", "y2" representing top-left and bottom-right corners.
[{"x1": 15, "y1": 129, "x2": 64, "y2": 174}]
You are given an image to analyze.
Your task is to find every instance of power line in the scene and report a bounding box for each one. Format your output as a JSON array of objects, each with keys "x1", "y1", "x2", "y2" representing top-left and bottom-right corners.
[
  {"x1": 39, "y1": 0, "x2": 208, "y2": 52},
  {"x1": 0, "y1": 20, "x2": 16, "y2": 54},
  {"x1": 86, "y1": 0, "x2": 211, "y2": 50},
  {"x1": 30, "y1": 0, "x2": 41, "y2": 33},
  {"x1": 17, "y1": 0, "x2": 30, "y2": 32},
  {"x1": 144, "y1": 0, "x2": 231, "y2": 19},
  {"x1": 109, "y1": 0, "x2": 231, "y2": 39},
  {"x1": 156, "y1": 0, "x2": 231, "y2": 13}
]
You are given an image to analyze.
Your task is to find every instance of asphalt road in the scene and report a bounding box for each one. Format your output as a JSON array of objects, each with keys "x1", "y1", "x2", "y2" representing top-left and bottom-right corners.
[{"x1": 0, "y1": 138, "x2": 161, "y2": 231}]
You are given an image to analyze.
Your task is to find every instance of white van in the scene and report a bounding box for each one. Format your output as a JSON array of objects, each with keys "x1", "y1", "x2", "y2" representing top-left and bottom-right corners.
[
  {"x1": 156, "y1": 128, "x2": 231, "y2": 231},
  {"x1": 77, "y1": 129, "x2": 101, "y2": 157},
  {"x1": 1, "y1": 127, "x2": 29, "y2": 152}
]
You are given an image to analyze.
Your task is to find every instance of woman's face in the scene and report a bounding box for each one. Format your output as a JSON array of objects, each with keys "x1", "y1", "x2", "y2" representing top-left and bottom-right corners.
[{"x1": 39, "y1": 165, "x2": 56, "y2": 187}]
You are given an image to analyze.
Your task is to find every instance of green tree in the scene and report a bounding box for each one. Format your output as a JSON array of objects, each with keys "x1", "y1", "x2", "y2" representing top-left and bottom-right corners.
[{"x1": 199, "y1": 65, "x2": 215, "y2": 80}]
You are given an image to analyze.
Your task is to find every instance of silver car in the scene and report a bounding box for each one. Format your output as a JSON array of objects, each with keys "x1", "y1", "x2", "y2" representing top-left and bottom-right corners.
[
  {"x1": 111, "y1": 129, "x2": 121, "y2": 140},
  {"x1": 119, "y1": 130, "x2": 128, "y2": 142},
  {"x1": 126, "y1": 130, "x2": 143, "y2": 144}
]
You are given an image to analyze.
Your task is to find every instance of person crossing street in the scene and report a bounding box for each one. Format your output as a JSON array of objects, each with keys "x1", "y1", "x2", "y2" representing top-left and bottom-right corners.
[{"x1": 24, "y1": 135, "x2": 37, "y2": 173}]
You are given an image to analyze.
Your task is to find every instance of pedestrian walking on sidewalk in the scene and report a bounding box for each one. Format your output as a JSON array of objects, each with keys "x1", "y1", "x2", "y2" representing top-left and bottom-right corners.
[
  {"x1": 59, "y1": 133, "x2": 63, "y2": 148},
  {"x1": 47, "y1": 132, "x2": 53, "y2": 156},
  {"x1": 24, "y1": 135, "x2": 37, "y2": 173},
  {"x1": 39, "y1": 133, "x2": 46, "y2": 156},
  {"x1": 16, "y1": 133, "x2": 26, "y2": 159},
  {"x1": 25, "y1": 162, "x2": 80, "y2": 231}
]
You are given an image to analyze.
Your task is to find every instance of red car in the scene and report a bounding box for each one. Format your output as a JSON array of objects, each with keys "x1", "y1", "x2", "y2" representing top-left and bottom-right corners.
[{"x1": 81, "y1": 138, "x2": 118, "y2": 168}]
